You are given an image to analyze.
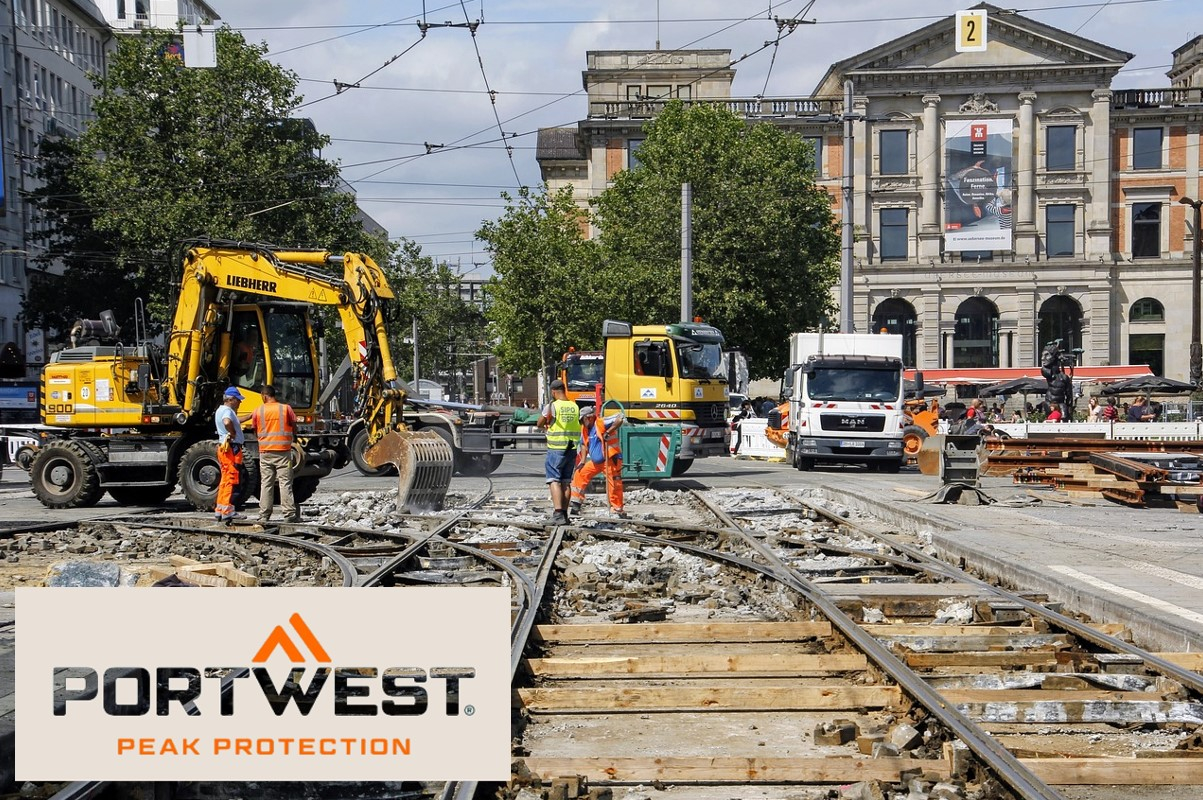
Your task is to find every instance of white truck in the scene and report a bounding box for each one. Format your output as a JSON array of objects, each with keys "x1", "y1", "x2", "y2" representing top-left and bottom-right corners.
[{"x1": 784, "y1": 332, "x2": 907, "y2": 472}]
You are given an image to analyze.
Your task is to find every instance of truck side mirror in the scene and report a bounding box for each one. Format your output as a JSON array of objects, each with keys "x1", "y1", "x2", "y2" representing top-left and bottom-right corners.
[{"x1": 914, "y1": 371, "x2": 924, "y2": 397}]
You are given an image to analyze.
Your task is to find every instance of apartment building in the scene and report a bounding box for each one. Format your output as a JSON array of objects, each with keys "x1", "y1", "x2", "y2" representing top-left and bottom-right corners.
[{"x1": 537, "y1": 4, "x2": 1203, "y2": 382}]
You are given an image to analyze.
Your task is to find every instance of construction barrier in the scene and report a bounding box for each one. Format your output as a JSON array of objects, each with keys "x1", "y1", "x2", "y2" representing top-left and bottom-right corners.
[
  {"x1": 732, "y1": 418, "x2": 786, "y2": 460},
  {"x1": 991, "y1": 421, "x2": 1203, "y2": 441}
]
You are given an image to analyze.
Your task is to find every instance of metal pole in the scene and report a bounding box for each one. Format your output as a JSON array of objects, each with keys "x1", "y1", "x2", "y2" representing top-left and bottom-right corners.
[
  {"x1": 412, "y1": 317, "x2": 420, "y2": 387},
  {"x1": 681, "y1": 182, "x2": 693, "y2": 322},
  {"x1": 1192, "y1": 201, "x2": 1202, "y2": 387},
  {"x1": 840, "y1": 79, "x2": 854, "y2": 334}
]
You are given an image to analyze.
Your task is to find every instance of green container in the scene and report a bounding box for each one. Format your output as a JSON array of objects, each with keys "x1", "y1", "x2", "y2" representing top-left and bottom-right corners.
[{"x1": 618, "y1": 423, "x2": 680, "y2": 481}]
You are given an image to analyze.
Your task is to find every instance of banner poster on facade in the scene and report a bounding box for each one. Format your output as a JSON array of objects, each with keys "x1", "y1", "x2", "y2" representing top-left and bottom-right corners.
[{"x1": 944, "y1": 118, "x2": 1013, "y2": 252}]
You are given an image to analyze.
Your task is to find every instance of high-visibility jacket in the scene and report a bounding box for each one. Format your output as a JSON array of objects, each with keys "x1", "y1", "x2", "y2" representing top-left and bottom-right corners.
[
  {"x1": 251, "y1": 401, "x2": 297, "y2": 452},
  {"x1": 545, "y1": 400, "x2": 581, "y2": 450},
  {"x1": 580, "y1": 415, "x2": 622, "y2": 464}
]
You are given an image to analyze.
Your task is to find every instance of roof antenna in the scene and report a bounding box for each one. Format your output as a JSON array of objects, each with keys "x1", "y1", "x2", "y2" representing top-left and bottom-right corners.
[{"x1": 655, "y1": 0, "x2": 660, "y2": 50}]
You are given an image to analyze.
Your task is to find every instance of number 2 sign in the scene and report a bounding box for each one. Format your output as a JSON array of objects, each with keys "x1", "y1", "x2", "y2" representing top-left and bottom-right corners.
[{"x1": 956, "y1": 9, "x2": 987, "y2": 53}]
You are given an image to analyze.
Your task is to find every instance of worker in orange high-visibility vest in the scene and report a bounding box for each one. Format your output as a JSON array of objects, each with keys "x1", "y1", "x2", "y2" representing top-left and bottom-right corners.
[
  {"x1": 569, "y1": 404, "x2": 626, "y2": 517},
  {"x1": 251, "y1": 384, "x2": 300, "y2": 523}
]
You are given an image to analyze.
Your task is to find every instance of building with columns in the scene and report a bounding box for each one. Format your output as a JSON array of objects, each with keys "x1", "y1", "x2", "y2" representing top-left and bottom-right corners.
[{"x1": 536, "y1": 3, "x2": 1203, "y2": 383}]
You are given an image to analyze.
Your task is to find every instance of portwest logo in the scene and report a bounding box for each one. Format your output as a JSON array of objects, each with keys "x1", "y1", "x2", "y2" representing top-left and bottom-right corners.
[
  {"x1": 17, "y1": 587, "x2": 509, "y2": 781},
  {"x1": 225, "y1": 274, "x2": 278, "y2": 294}
]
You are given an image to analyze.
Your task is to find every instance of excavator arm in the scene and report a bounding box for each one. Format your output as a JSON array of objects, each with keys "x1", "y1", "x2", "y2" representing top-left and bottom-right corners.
[{"x1": 168, "y1": 242, "x2": 452, "y2": 511}]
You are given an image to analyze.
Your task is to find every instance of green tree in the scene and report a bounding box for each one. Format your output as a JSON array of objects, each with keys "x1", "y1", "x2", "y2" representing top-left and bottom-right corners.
[
  {"x1": 592, "y1": 101, "x2": 839, "y2": 378},
  {"x1": 477, "y1": 186, "x2": 599, "y2": 377},
  {"x1": 387, "y1": 240, "x2": 488, "y2": 398},
  {"x1": 24, "y1": 27, "x2": 389, "y2": 333}
]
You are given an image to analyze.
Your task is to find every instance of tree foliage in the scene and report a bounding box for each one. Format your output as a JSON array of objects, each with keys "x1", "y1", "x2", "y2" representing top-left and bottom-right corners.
[
  {"x1": 479, "y1": 103, "x2": 839, "y2": 380},
  {"x1": 592, "y1": 102, "x2": 839, "y2": 378},
  {"x1": 387, "y1": 240, "x2": 488, "y2": 397},
  {"x1": 24, "y1": 27, "x2": 389, "y2": 334},
  {"x1": 477, "y1": 186, "x2": 599, "y2": 377}
]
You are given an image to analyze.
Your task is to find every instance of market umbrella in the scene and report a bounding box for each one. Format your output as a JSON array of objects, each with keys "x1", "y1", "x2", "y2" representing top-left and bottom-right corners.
[
  {"x1": 1101, "y1": 375, "x2": 1197, "y2": 396},
  {"x1": 979, "y1": 376, "x2": 1047, "y2": 398}
]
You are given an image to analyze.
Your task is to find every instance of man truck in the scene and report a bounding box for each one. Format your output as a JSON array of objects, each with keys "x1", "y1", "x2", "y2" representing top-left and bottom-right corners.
[{"x1": 784, "y1": 332, "x2": 907, "y2": 472}]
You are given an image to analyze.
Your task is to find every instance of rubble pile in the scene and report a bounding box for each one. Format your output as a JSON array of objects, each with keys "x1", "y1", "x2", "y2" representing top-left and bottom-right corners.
[
  {"x1": 550, "y1": 537, "x2": 797, "y2": 621},
  {"x1": 0, "y1": 522, "x2": 341, "y2": 587}
]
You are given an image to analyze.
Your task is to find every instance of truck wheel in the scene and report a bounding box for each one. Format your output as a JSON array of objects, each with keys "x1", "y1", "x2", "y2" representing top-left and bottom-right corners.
[
  {"x1": 670, "y1": 458, "x2": 693, "y2": 477},
  {"x1": 14, "y1": 445, "x2": 37, "y2": 471},
  {"x1": 462, "y1": 454, "x2": 503, "y2": 476},
  {"x1": 793, "y1": 449, "x2": 814, "y2": 471},
  {"x1": 351, "y1": 429, "x2": 397, "y2": 477},
  {"x1": 293, "y1": 476, "x2": 320, "y2": 504},
  {"x1": 31, "y1": 441, "x2": 105, "y2": 509},
  {"x1": 178, "y1": 441, "x2": 223, "y2": 511},
  {"x1": 901, "y1": 425, "x2": 929, "y2": 457},
  {"x1": 106, "y1": 485, "x2": 175, "y2": 506}
]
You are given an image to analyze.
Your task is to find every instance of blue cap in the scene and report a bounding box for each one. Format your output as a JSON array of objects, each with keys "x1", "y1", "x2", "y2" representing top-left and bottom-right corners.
[{"x1": 224, "y1": 386, "x2": 244, "y2": 400}]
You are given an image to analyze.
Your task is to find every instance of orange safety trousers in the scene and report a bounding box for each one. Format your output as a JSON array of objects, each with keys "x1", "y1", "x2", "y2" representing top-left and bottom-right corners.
[
  {"x1": 570, "y1": 419, "x2": 623, "y2": 512},
  {"x1": 215, "y1": 445, "x2": 244, "y2": 519}
]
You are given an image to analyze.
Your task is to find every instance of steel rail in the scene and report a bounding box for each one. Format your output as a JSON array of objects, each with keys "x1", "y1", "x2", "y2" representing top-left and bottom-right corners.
[
  {"x1": 796, "y1": 488, "x2": 1203, "y2": 696},
  {"x1": 691, "y1": 490, "x2": 1068, "y2": 800},
  {"x1": 111, "y1": 519, "x2": 359, "y2": 587}
]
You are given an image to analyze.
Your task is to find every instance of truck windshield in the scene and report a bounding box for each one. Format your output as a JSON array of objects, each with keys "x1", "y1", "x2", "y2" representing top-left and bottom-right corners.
[
  {"x1": 674, "y1": 341, "x2": 727, "y2": 380},
  {"x1": 806, "y1": 367, "x2": 901, "y2": 402},
  {"x1": 565, "y1": 358, "x2": 603, "y2": 390}
]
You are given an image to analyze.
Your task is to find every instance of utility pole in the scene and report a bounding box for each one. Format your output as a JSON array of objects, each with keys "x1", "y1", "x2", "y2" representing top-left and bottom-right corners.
[
  {"x1": 1180, "y1": 196, "x2": 1203, "y2": 387},
  {"x1": 840, "y1": 80, "x2": 855, "y2": 334},
  {"x1": 681, "y1": 182, "x2": 693, "y2": 322}
]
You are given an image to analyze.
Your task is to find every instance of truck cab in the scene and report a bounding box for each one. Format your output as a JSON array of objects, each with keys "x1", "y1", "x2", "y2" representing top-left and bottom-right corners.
[
  {"x1": 602, "y1": 319, "x2": 730, "y2": 466},
  {"x1": 787, "y1": 333, "x2": 906, "y2": 472}
]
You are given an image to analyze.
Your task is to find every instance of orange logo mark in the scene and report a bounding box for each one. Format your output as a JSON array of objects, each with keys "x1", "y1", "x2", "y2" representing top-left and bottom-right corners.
[{"x1": 252, "y1": 612, "x2": 332, "y2": 663}]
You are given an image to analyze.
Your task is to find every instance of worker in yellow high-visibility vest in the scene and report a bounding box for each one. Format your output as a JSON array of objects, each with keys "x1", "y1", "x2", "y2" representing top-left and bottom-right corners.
[{"x1": 537, "y1": 379, "x2": 580, "y2": 526}]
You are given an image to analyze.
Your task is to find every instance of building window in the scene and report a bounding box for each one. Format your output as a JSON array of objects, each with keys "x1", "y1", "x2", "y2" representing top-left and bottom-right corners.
[
  {"x1": 628, "y1": 138, "x2": 644, "y2": 170},
  {"x1": 646, "y1": 84, "x2": 671, "y2": 101},
  {"x1": 1129, "y1": 333, "x2": 1165, "y2": 376},
  {"x1": 1132, "y1": 202, "x2": 1161, "y2": 258},
  {"x1": 880, "y1": 130, "x2": 908, "y2": 175},
  {"x1": 872, "y1": 298, "x2": 917, "y2": 368},
  {"x1": 953, "y1": 297, "x2": 999, "y2": 368},
  {"x1": 1133, "y1": 127, "x2": 1163, "y2": 170},
  {"x1": 1046, "y1": 125, "x2": 1075, "y2": 171},
  {"x1": 1045, "y1": 204, "x2": 1075, "y2": 257},
  {"x1": 1038, "y1": 295, "x2": 1082, "y2": 360},
  {"x1": 879, "y1": 208, "x2": 908, "y2": 260},
  {"x1": 1129, "y1": 297, "x2": 1164, "y2": 322},
  {"x1": 676, "y1": 85, "x2": 691, "y2": 101},
  {"x1": 804, "y1": 135, "x2": 823, "y2": 174}
]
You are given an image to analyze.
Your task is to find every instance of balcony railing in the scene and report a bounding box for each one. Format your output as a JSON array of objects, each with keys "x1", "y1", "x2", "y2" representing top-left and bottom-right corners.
[
  {"x1": 1112, "y1": 87, "x2": 1203, "y2": 109},
  {"x1": 588, "y1": 97, "x2": 843, "y2": 120}
]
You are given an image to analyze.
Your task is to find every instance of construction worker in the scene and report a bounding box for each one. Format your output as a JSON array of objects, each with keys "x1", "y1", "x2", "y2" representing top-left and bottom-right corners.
[
  {"x1": 570, "y1": 404, "x2": 625, "y2": 517},
  {"x1": 537, "y1": 378, "x2": 580, "y2": 526},
  {"x1": 214, "y1": 386, "x2": 246, "y2": 523},
  {"x1": 251, "y1": 384, "x2": 299, "y2": 523}
]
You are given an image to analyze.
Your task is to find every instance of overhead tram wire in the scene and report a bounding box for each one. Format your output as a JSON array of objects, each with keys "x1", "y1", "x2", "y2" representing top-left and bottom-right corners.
[
  {"x1": 348, "y1": 0, "x2": 814, "y2": 185},
  {"x1": 455, "y1": 0, "x2": 524, "y2": 187}
]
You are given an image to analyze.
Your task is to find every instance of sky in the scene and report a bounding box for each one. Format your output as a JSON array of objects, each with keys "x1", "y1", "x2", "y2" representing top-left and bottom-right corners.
[{"x1": 225, "y1": 0, "x2": 1203, "y2": 277}]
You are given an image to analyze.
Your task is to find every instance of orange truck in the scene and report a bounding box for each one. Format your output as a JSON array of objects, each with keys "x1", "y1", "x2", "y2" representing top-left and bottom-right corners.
[{"x1": 557, "y1": 348, "x2": 604, "y2": 404}]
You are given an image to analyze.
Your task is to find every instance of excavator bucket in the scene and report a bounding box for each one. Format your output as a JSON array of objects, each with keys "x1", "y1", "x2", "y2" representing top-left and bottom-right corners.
[{"x1": 363, "y1": 430, "x2": 455, "y2": 513}]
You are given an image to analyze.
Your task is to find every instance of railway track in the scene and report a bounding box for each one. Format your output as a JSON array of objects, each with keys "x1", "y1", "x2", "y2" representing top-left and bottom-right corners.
[{"x1": 1, "y1": 481, "x2": 1201, "y2": 799}]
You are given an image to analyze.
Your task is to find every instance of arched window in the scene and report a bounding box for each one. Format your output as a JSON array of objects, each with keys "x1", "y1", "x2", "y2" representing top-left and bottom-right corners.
[
  {"x1": 872, "y1": 298, "x2": 918, "y2": 368},
  {"x1": 953, "y1": 297, "x2": 999, "y2": 368},
  {"x1": 1038, "y1": 295, "x2": 1083, "y2": 364},
  {"x1": 1129, "y1": 297, "x2": 1164, "y2": 322}
]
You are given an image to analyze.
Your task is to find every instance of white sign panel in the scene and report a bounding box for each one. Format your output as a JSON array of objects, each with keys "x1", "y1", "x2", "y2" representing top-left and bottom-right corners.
[{"x1": 17, "y1": 587, "x2": 510, "y2": 781}]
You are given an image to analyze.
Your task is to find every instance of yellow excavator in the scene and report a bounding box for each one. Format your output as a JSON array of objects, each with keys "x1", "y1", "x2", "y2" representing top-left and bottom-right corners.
[{"x1": 31, "y1": 240, "x2": 453, "y2": 513}]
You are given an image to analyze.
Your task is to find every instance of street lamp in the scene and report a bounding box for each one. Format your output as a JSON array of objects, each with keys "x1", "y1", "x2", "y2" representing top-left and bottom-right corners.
[{"x1": 1179, "y1": 196, "x2": 1203, "y2": 387}]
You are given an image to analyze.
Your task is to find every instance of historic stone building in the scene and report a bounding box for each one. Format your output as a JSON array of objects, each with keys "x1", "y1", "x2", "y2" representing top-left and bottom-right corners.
[{"x1": 536, "y1": 4, "x2": 1203, "y2": 383}]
